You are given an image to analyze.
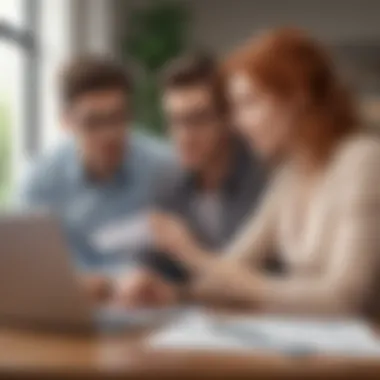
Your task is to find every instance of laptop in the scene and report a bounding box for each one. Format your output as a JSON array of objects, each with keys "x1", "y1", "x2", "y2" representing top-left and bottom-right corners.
[{"x1": 0, "y1": 212, "x2": 180, "y2": 333}]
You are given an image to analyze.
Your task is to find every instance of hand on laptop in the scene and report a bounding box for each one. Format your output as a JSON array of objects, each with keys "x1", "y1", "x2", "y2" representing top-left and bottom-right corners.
[
  {"x1": 80, "y1": 273, "x2": 113, "y2": 303},
  {"x1": 114, "y1": 269, "x2": 179, "y2": 308}
]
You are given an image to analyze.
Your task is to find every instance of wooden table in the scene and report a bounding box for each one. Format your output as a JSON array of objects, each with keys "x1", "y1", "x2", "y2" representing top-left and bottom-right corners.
[{"x1": 1, "y1": 319, "x2": 380, "y2": 379}]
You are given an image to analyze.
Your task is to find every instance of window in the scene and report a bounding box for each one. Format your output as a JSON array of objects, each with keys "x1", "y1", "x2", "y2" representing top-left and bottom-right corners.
[
  {"x1": 0, "y1": 0, "x2": 40, "y2": 208},
  {"x1": 0, "y1": 0, "x2": 117, "y2": 208}
]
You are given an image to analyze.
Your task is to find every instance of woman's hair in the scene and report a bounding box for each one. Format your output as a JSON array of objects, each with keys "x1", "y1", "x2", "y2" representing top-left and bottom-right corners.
[{"x1": 223, "y1": 28, "x2": 359, "y2": 157}]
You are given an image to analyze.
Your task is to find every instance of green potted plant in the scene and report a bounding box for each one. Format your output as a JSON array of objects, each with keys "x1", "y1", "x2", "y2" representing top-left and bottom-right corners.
[{"x1": 123, "y1": 1, "x2": 190, "y2": 135}]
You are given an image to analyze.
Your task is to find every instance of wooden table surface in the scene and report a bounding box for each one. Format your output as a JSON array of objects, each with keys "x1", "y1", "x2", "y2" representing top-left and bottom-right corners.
[{"x1": 1, "y1": 318, "x2": 380, "y2": 379}]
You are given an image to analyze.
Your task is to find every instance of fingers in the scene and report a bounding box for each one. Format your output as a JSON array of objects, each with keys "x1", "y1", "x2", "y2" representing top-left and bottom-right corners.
[
  {"x1": 149, "y1": 211, "x2": 172, "y2": 232},
  {"x1": 148, "y1": 211, "x2": 174, "y2": 251},
  {"x1": 80, "y1": 270, "x2": 180, "y2": 309},
  {"x1": 80, "y1": 274, "x2": 113, "y2": 303},
  {"x1": 114, "y1": 270, "x2": 179, "y2": 309},
  {"x1": 113, "y1": 270, "x2": 151, "y2": 307},
  {"x1": 189, "y1": 277, "x2": 228, "y2": 306}
]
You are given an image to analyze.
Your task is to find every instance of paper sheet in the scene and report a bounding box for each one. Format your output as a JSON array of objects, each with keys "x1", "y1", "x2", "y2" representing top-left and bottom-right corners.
[
  {"x1": 95, "y1": 305, "x2": 187, "y2": 331},
  {"x1": 150, "y1": 310, "x2": 380, "y2": 356},
  {"x1": 91, "y1": 213, "x2": 153, "y2": 254}
]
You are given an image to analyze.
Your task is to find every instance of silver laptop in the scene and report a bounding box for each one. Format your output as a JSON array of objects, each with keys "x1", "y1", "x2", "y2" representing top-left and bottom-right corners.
[{"x1": 0, "y1": 212, "x2": 179, "y2": 333}]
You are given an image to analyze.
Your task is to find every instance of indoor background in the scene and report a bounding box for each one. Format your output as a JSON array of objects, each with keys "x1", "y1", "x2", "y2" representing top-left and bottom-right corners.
[{"x1": 1, "y1": 0, "x2": 380, "y2": 208}]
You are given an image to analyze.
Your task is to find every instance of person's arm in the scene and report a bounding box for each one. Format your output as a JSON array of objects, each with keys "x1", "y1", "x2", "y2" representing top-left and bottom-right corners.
[
  {"x1": 115, "y1": 265, "x2": 184, "y2": 308},
  {"x1": 17, "y1": 168, "x2": 47, "y2": 208},
  {"x1": 115, "y1": 151, "x2": 192, "y2": 306},
  {"x1": 242, "y1": 148, "x2": 380, "y2": 316},
  {"x1": 181, "y1": 181, "x2": 282, "y2": 304},
  {"x1": 16, "y1": 155, "x2": 58, "y2": 209},
  {"x1": 131, "y1": 181, "x2": 279, "y2": 306},
  {"x1": 136, "y1": 153, "x2": 197, "y2": 284},
  {"x1": 149, "y1": 174, "x2": 282, "y2": 277}
]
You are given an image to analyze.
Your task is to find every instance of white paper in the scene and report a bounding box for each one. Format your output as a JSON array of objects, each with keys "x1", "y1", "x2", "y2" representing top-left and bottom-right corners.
[
  {"x1": 150, "y1": 310, "x2": 380, "y2": 356},
  {"x1": 91, "y1": 214, "x2": 153, "y2": 254},
  {"x1": 95, "y1": 305, "x2": 186, "y2": 328},
  {"x1": 150, "y1": 311, "x2": 246, "y2": 350}
]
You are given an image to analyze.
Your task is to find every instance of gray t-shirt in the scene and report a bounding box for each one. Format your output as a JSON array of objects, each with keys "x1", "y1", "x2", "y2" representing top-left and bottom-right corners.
[
  {"x1": 141, "y1": 140, "x2": 269, "y2": 283},
  {"x1": 191, "y1": 191, "x2": 223, "y2": 248}
]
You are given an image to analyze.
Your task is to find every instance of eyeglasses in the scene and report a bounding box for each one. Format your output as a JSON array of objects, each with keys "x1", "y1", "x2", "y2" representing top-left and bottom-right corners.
[
  {"x1": 167, "y1": 108, "x2": 220, "y2": 128},
  {"x1": 75, "y1": 108, "x2": 131, "y2": 132}
]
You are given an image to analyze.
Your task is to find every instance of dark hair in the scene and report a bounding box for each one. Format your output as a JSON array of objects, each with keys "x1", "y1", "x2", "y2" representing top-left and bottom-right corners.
[
  {"x1": 161, "y1": 52, "x2": 226, "y2": 112},
  {"x1": 59, "y1": 56, "x2": 132, "y2": 107}
]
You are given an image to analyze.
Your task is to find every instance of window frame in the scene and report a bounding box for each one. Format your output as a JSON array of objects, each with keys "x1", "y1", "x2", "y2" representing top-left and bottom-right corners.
[{"x1": 0, "y1": 0, "x2": 41, "y2": 157}]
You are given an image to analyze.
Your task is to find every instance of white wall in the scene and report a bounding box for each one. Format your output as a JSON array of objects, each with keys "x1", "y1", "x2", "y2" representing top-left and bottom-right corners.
[
  {"x1": 39, "y1": 0, "x2": 73, "y2": 150},
  {"x1": 116, "y1": 0, "x2": 380, "y2": 56},
  {"x1": 190, "y1": 0, "x2": 380, "y2": 55},
  {"x1": 39, "y1": 0, "x2": 118, "y2": 150},
  {"x1": 71, "y1": 0, "x2": 117, "y2": 56}
]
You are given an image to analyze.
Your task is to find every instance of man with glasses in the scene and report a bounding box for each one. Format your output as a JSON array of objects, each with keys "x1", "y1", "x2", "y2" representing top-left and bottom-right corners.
[
  {"x1": 19, "y1": 56, "x2": 172, "y2": 299},
  {"x1": 117, "y1": 53, "x2": 269, "y2": 307}
]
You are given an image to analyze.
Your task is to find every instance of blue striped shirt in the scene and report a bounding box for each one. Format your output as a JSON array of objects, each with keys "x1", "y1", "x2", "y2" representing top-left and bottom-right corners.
[{"x1": 19, "y1": 131, "x2": 173, "y2": 273}]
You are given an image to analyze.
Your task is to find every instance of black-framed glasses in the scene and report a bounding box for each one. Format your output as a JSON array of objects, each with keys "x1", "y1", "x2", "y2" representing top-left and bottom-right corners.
[
  {"x1": 76, "y1": 108, "x2": 131, "y2": 132},
  {"x1": 167, "y1": 107, "x2": 221, "y2": 128}
]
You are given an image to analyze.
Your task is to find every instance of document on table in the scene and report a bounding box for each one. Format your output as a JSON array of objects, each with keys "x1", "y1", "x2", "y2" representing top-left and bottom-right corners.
[
  {"x1": 150, "y1": 310, "x2": 380, "y2": 357},
  {"x1": 94, "y1": 305, "x2": 187, "y2": 331}
]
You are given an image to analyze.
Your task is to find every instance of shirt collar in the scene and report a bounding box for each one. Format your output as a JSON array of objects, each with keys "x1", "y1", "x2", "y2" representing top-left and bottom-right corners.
[
  {"x1": 68, "y1": 139, "x2": 130, "y2": 187},
  {"x1": 179, "y1": 138, "x2": 253, "y2": 196}
]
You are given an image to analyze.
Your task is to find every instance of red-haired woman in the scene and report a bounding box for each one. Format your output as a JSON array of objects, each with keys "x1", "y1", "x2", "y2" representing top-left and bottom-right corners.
[{"x1": 151, "y1": 28, "x2": 380, "y2": 316}]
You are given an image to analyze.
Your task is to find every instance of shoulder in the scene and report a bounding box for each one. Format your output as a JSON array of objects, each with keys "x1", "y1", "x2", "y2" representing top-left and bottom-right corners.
[
  {"x1": 19, "y1": 139, "x2": 75, "y2": 205},
  {"x1": 26, "y1": 139, "x2": 74, "y2": 181},
  {"x1": 331, "y1": 133, "x2": 380, "y2": 204},
  {"x1": 332, "y1": 133, "x2": 380, "y2": 178},
  {"x1": 129, "y1": 131, "x2": 175, "y2": 174},
  {"x1": 128, "y1": 131, "x2": 184, "y2": 205}
]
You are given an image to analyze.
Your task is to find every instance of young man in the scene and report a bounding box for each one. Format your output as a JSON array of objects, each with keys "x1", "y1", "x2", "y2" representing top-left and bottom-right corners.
[
  {"x1": 19, "y1": 57, "x2": 172, "y2": 293},
  {"x1": 118, "y1": 53, "x2": 270, "y2": 307}
]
